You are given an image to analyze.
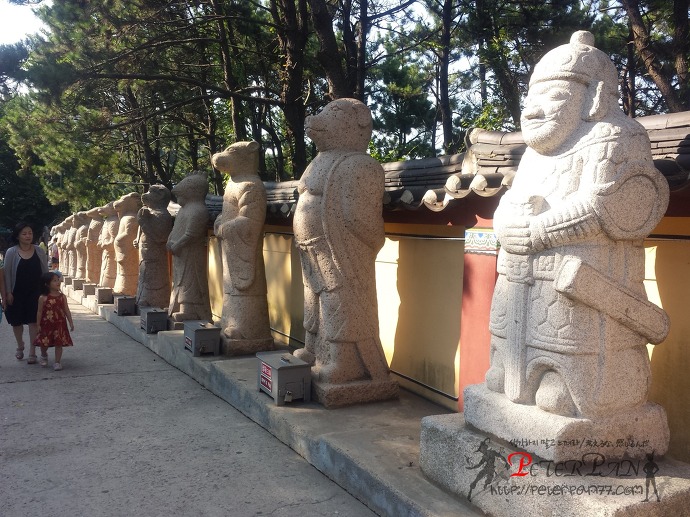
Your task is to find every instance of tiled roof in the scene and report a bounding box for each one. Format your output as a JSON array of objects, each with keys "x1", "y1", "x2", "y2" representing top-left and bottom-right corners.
[
  {"x1": 205, "y1": 111, "x2": 690, "y2": 221},
  {"x1": 643, "y1": 112, "x2": 690, "y2": 189}
]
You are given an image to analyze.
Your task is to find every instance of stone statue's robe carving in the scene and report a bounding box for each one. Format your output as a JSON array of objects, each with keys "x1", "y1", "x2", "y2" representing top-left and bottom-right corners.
[
  {"x1": 113, "y1": 193, "x2": 142, "y2": 296},
  {"x1": 135, "y1": 185, "x2": 173, "y2": 308},
  {"x1": 292, "y1": 98, "x2": 398, "y2": 407},
  {"x1": 85, "y1": 207, "x2": 104, "y2": 284},
  {"x1": 74, "y1": 212, "x2": 90, "y2": 279},
  {"x1": 98, "y1": 203, "x2": 119, "y2": 288},
  {"x1": 464, "y1": 31, "x2": 671, "y2": 461},
  {"x1": 167, "y1": 172, "x2": 212, "y2": 322},
  {"x1": 212, "y1": 141, "x2": 273, "y2": 354}
]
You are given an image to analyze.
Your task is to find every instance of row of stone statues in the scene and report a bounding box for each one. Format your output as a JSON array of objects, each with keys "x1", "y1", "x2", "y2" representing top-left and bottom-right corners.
[
  {"x1": 51, "y1": 98, "x2": 398, "y2": 409},
  {"x1": 51, "y1": 153, "x2": 273, "y2": 351}
]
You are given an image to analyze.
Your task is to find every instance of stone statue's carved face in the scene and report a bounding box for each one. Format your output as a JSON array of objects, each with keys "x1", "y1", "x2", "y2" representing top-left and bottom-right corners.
[
  {"x1": 212, "y1": 141, "x2": 259, "y2": 176},
  {"x1": 142, "y1": 185, "x2": 170, "y2": 209},
  {"x1": 113, "y1": 192, "x2": 142, "y2": 214},
  {"x1": 172, "y1": 174, "x2": 208, "y2": 206},
  {"x1": 98, "y1": 202, "x2": 116, "y2": 218},
  {"x1": 305, "y1": 98, "x2": 372, "y2": 152},
  {"x1": 521, "y1": 79, "x2": 587, "y2": 155},
  {"x1": 75, "y1": 212, "x2": 90, "y2": 227}
]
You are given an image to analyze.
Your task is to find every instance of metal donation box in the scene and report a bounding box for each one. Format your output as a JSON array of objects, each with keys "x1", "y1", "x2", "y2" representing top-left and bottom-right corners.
[
  {"x1": 140, "y1": 308, "x2": 168, "y2": 334},
  {"x1": 183, "y1": 321, "x2": 220, "y2": 356},
  {"x1": 256, "y1": 351, "x2": 311, "y2": 406},
  {"x1": 114, "y1": 296, "x2": 136, "y2": 316}
]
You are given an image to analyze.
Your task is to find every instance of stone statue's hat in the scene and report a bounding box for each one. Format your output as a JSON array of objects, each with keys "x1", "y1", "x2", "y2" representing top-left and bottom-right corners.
[{"x1": 530, "y1": 31, "x2": 618, "y2": 96}]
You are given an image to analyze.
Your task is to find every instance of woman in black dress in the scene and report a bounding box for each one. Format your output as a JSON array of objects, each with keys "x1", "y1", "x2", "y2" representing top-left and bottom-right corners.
[{"x1": 3, "y1": 222, "x2": 49, "y2": 363}]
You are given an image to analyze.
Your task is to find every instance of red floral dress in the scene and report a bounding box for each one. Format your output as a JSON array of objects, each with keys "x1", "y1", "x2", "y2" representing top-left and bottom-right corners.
[{"x1": 34, "y1": 293, "x2": 73, "y2": 347}]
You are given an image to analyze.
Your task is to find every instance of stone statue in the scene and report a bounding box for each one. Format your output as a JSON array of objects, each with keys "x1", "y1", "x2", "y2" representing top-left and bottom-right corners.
[
  {"x1": 65, "y1": 215, "x2": 78, "y2": 278},
  {"x1": 135, "y1": 185, "x2": 173, "y2": 308},
  {"x1": 167, "y1": 171, "x2": 212, "y2": 323},
  {"x1": 98, "y1": 202, "x2": 119, "y2": 288},
  {"x1": 113, "y1": 192, "x2": 142, "y2": 296},
  {"x1": 464, "y1": 31, "x2": 671, "y2": 460},
  {"x1": 60, "y1": 216, "x2": 70, "y2": 277},
  {"x1": 292, "y1": 98, "x2": 398, "y2": 408},
  {"x1": 54, "y1": 221, "x2": 67, "y2": 270},
  {"x1": 85, "y1": 207, "x2": 104, "y2": 284},
  {"x1": 73, "y1": 211, "x2": 90, "y2": 279},
  {"x1": 212, "y1": 141, "x2": 274, "y2": 354}
]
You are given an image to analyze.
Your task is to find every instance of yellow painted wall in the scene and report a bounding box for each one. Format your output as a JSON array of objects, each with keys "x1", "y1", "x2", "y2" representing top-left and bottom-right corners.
[
  {"x1": 208, "y1": 234, "x2": 223, "y2": 321},
  {"x1": 645, "y1": 217, "x2": 690, "y2": 463},
  {"x1": 263, "y1": 230, "x2": 305, "y2": 348},
  {"x1": 262, "y1": 223, "x2": 464, "y2": 410}
]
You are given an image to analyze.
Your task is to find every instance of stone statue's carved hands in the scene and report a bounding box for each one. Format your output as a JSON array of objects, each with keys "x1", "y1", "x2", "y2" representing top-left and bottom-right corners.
[
  {"x1": 500, "y1": 217, "x2": 532, "y2": 254},
  {"x1": 500, "y1": 217, "x2": 546, "y2": 255}
]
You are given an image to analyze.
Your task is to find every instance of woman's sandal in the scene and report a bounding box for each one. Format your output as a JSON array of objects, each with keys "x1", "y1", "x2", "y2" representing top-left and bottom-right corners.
[
  {"x1": 27, "y1": 355, "x2": 37, "y2": 364},
  {"x1": 15, "y1": 348, "x2": 24, "y2": 360}
]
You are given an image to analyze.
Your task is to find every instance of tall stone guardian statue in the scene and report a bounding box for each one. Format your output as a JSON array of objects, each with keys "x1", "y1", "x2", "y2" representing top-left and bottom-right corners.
[
  {"x1": 464, "y1": 31, "x2": 671, "y2": 460},
  {"x1": 212, "y1": 141, "x2": 274, "y2": 354},
  {"x1": 98, "y1": 202, "x2": 119, "y2": 288},
  {"x1": 73, "y1": 211, "x2": 90, "y2": 279},
  {"x1": 85, "y1": 207, "x2": 104, "y2": 284},
  {"x1": 135, "y1": 185, "x2": 173, "y2": 308},
  {"x1": 167, "y1": 171, "x2": 212, "y2": 324},
  {"x1": 292, "y1": 98, "x2": 398, "y2": 408},
  {"x1": 113, "y1": 193, "x2": 142, "y2": 295}
]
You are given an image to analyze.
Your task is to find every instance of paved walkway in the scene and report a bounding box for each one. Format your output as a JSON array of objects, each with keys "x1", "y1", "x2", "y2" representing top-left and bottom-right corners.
[{"x1": 0, "y1": 300, "x2": 376, "y2": 517}]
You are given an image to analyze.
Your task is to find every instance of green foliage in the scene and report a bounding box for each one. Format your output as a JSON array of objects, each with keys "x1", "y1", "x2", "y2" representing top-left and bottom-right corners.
[
  {"x1": 369, "y1": 35, "x2": 437, "y2": 160},
  {"x1": 0, "y1": 43, "x2": 29, "y2": 100},
  {"x1": 0, "y1": 114, "x2": 66, "y2": 232},
  {"x1": 0, "y1": 0, "x2": 686, "y2": 212},
  {"x1": 1, "y1": 95, "x2": 134, "y2": 211}
]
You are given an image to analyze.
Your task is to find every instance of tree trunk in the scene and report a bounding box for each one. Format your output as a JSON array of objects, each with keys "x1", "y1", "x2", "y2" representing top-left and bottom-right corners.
[
  {"x1": 621, "y1": 0, "x2": 686, "y2": 112},
  {"x1": 355, "y1": 0, "x2": 368, "y2": 101},
  {"x1": 308, "y1": 0, "x2": 355, "y2": 99},
  {"x1": 210, "y1": 0, "x2": 247, "y2": 140},
  {"x1": 673, "y1": 0, "x2": 690, "y2": 107},
  {"x1": 439, "y1": 0, "x2": 457, "y2": 154},
  {"x1": 622, "y1": 25, "x2": 636, "y2": 117},
  {"x1": 125, "y1": 86, "x2": 157, "y2": 186},
  {"x1": 271, "y1": 0, "x2": 309, "y2": 176}
]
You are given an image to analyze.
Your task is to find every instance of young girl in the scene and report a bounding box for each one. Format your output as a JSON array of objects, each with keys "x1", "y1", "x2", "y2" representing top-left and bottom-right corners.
[{"x1": 34, "y1": 272, "x2": 74, "y2": 370}]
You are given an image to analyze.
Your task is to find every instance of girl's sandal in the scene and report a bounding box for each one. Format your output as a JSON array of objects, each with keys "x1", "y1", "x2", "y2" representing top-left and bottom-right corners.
[
  {"x1": 15, "y1": 349, "x2": 24, "y2": 360},
  {"x1": 27, "y1": 355, "x2": 37, "y2": 364}
]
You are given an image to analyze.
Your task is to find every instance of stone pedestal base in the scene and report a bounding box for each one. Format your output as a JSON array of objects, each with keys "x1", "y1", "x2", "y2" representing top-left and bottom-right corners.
[
  {"x1": 95, "y1": 287, "x2": 113, "y2": 305},
  {"x1": 168, "y1": 319, "x2": 184, "y2": 331},
  {"x1": 464, "y1": 384, "x2": 669, "y2": 461},
  {"x1": 72, "y1": 278, "x2": 85, "y2": 290},
  {"x1": 420, "y1": 413, "x2": 690, "y2": 517},
  {"x1": 221, "y1": 336, "x2": 275, "y2": 356},
  {"x1": 312, "y1": 378, "x2": 398, "y2": 409},
  {"x1": 83, "y1": 283, "x2": 97, "y2": 296}
]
